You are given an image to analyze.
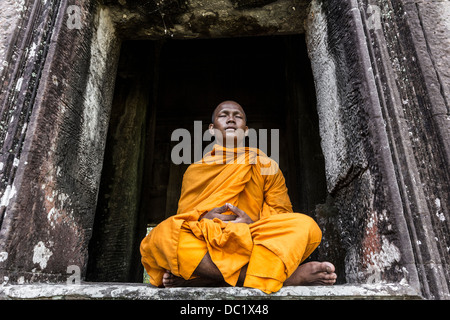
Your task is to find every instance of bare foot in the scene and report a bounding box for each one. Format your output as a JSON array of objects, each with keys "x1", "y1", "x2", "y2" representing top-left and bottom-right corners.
[
  {"x1": 162, "y1": 270, "x2": 226, "y2": 288},
  {"x1": 284, "y1": 261, "x2": 337, "y2": 286}
]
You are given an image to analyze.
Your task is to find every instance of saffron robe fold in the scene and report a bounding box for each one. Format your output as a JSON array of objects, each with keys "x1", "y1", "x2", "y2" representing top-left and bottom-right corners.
[{"x1": 140, "y1": 145, "x2": 322, "y2": 293}]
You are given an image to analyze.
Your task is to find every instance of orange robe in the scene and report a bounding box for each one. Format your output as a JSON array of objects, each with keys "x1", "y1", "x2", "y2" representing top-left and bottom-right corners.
[{"x1": 140, "y1": 145, "x2": 322, "y2": 293}]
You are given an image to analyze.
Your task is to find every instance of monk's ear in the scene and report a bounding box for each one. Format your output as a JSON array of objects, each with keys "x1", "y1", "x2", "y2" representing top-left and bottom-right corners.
[
  {"x1": 209, "y1": 123, "x2": 215, "y2": 135},
  {"x1": 244, "y1": 126, "x2": 249, "y2": 137}
]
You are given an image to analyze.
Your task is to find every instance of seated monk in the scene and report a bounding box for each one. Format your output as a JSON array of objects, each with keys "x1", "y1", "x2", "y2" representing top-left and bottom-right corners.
[{"x1": 140, "y1": 100, "x2": 337, "y2": 294}]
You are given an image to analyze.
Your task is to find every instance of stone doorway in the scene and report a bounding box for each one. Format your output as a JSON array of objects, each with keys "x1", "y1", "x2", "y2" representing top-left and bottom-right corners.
[
  {"x1": 86, "y1": 34, "x2": 327, "y2": 283},
  {"x1": 3, "y1": 0, "x2": 448, "y2": 299}
]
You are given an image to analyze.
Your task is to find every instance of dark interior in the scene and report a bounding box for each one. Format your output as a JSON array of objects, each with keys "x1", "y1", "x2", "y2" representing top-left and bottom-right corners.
[{"x1": 86, "y1": 34, "x2": 327, "y2": 283}]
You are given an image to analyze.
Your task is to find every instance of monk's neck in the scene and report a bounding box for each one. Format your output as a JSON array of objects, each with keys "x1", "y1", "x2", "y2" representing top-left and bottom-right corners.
[{"x1": 216, "y1": 140, "x2": 245, "y2": 149}]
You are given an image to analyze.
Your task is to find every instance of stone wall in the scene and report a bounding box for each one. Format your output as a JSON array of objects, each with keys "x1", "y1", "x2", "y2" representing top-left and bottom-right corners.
[
  {"x1": 306, "y1": 0, "x2": 416, "y2": 287},
  {"x1": 307, "y1": 0, "x2": 449, "y2": 299},
  {"x1": 0, "y1": 0, "x2": 120, "y2": 282}
]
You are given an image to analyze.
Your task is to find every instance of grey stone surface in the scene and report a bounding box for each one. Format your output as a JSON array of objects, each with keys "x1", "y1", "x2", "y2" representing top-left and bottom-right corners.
[
  {"x1": 105, "y1": 0, "x2": 312, "y2": 39},
  {"x1": 0, "y1": 1, "x2": 120, "y2": 284},
  {"x1": 0, "y1": 282, "x2": 422, "y2": 300},
  {"x1": 306, "y1": 0, "x2": 416, "y2": 289},
  {"x1": 305, "y1": 0, "x2": 450, "y2": 299}
]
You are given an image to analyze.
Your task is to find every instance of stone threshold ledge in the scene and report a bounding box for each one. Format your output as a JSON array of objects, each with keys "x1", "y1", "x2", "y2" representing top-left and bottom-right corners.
[{"x1": 0, "y1": 282, "x2": 422, "y2": 300}]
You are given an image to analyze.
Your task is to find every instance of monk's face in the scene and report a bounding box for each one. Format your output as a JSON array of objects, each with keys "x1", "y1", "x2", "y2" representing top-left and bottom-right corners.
[{"x1": 209, "y1": 101, "x2": 248, "y2": 147}]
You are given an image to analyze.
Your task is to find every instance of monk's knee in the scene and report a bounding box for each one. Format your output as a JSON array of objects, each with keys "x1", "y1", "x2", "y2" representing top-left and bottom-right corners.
[{"x1": 294, "y1": 213, "x2": 322, "y2": 244}]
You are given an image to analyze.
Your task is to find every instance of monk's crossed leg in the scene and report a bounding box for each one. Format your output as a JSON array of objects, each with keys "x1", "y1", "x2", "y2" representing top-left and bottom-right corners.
[{"x1": 169, "y1": 213, "x2": 335, "y2": 289}]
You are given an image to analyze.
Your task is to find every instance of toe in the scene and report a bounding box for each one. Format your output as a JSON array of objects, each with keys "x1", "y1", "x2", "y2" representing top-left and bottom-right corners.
[
  {"x1": 325, "y1": 273, "x2": 337, "y2": 281},
  {"x1": 322, "y1": 262, "x2": 335, "y2": 273},
  {"x1": 162, "y1": 270, "x2": 174, "y2": 287}
]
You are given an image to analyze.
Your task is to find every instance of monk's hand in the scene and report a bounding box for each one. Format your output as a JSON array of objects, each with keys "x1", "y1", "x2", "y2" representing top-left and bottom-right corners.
[
  {"x1": 201, "y1": 204, "x2": 238, "y2": 222},
  {"x1": 226, "y1": 203, "x2": 254, "y2": 224}
]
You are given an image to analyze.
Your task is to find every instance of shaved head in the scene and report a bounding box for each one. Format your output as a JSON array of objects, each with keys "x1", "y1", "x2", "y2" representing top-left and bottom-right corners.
[
  {"x1": 209, "y1": 100, "x2": 248, "y2": 147},
  {"x1": 211, "y1": 101, "x2": 247, "y2": 124}
]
